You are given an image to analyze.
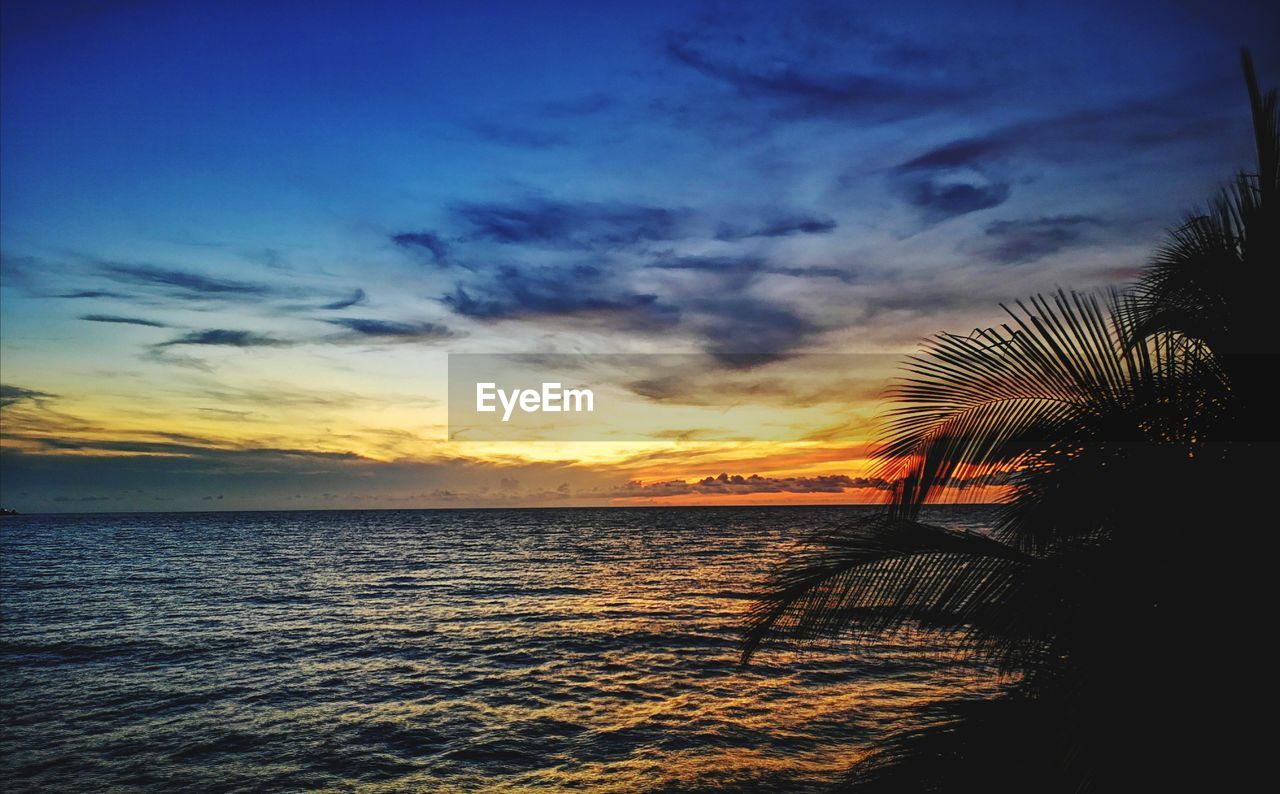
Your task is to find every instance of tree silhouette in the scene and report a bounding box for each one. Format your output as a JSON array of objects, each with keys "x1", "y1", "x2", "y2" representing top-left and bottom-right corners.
[{"x1": 743, "y1": 51, "x2": 1277, "y2": 792}]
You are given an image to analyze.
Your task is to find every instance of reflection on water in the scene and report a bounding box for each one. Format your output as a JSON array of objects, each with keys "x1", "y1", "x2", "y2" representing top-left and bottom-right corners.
[{"x1": 1, "y1": 506, "x2": 1004, "y2": 792}]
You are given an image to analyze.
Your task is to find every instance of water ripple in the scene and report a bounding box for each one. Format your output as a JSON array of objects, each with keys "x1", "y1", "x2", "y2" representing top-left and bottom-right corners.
[{"x1": 1, "y1": 506, "x2": 1003, "y2": 792}]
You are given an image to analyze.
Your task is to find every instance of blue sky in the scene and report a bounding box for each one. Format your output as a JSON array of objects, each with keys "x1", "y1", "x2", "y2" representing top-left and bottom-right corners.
[{"x1": 1, "y1": 0, "x2": 1277, "y2": 510}]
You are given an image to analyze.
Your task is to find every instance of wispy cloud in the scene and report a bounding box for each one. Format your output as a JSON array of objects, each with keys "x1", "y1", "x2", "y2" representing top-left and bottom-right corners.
[
  {"x1": 325, "y1": 318, "x2": 454, "y2": 342},
  {"x1": 318, "y1": 288, "x2": 368, "y2": 310},
  {"x1": 442, "y1": 263, "x2": 679, "y2": 329},
  {"x1": 664, "y1": 32, "x2": 949, "y2": 121},
  {"x1": 649, "y1": 255, "x2": 859, "y2": 285},
  {"x1": 979, "y1": 215, "x2": 1106, "y2": 264},
  {"x1": 0, "y1": 384, "x2": 57, "y2": 408},
  {"x1": 890, "y1": 156, "x2": 1011, "y2": 223},
  {"x1": 392, "y1": 232, "x2": 450, "y2": 264},
  {"x1": 451, "y1": 198, "x2": 692, "y2": 249},
  {"x1": 158, "y1": 329, "x2": 290, "y2": 347},
  {"x1": 53, "y1": 289, "x2": 133, "y2": 299},
  {"x1": 714, "y1": 213, "x2": 837, "y2": 241},
  {"x1": 102, "y1": 263, "x2": 271, "y2": 296},
  {"x1": 79, "y1": 314, "x2": 170, "y2": 328}
]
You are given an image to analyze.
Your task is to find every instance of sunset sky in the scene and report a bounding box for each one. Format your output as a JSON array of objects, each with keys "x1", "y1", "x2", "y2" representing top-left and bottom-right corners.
[{"x1": 2, "y1": 0, "x2": 1276, "y2": 511}]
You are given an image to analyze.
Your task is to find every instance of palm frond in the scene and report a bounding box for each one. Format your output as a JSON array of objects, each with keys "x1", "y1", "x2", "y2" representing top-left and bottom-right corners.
[
  {"x1": 873, "y1": 290, "x2": 1221, "y2": 522},
  {"x1": 1130, "y1": 49, "x2": 1279, "y2": 360},
  {"x1": 741, "y1": 516, "x2": 1042, "y2": 665},
  {"x1": 738, "y1": 50, "x2": 1274, "y2": 791}
]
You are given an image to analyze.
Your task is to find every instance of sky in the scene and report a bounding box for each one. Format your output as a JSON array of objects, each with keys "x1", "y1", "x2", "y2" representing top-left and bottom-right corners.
[{"x1": 1, "y1": 0, "x2": 1277, "y2": 511}]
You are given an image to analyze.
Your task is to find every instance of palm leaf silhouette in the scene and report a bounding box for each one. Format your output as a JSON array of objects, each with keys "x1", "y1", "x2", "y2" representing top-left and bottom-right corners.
[{"x1": 741, "y1": 50, "x2": 1275, "y2": 792}]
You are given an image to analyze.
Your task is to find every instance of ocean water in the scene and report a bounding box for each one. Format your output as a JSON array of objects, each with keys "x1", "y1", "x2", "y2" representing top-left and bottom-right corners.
[{"x1": 1, "y1": 506, "x2": 1004, "y2": 792}]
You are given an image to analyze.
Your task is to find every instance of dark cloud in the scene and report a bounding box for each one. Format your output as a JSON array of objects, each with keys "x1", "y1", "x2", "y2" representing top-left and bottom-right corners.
[
  {"x1": 898, "y1": 136, "x2": 1009, "y2": 171},
  {"x1": 891, "y1": 149, "x2": 1011, "y2": 222},
  {"x1": 649, "y1": 255, "x2": 764, "y2": 277},
  {"x1": 917, "y1": 99, "x2": 1221, "y2": 169},
  {"x1": 319, "y1": 288, "x2": 368, "y2": 310},
  {"x1": 883, "y1": 84, "x2": 1239, "y2": 224},
  {"x1": 896, "y1": 177, "x2": 1011, "y2": 222},
  {"x1": 663, "y1": 30, "x2": 960, "y2": 121},
  {"x1": 442, "y1": 263, "x2": 680, "y2": 329},
  {"x1": 980, "y1": 215, "x2": 1105, "y2": 264},
  {"x1": 768, "y1": 265, "x2": 860, "y2": 283},
  {"x1": 451, "y1": 198, "x2": 691, "y2": 249},
  {"x1": 158, "y1": 329, "x2": 289, "y2": 347},
  {"x1": 887, "y1": 89, "x2": 1229, "y2": 224},
  {"x1": 53, "y1": 289, "x2": 133, "y2": 299},
  {"x1": 624, "y1": 376, "x2": 687, "y2": 402},
  {"x1": 99, "y1": 262, "x2": 275, "y2": 300},
  {"x1": 611, "y1": 472, "x2": 890, "y2": 497},
  {"x1": 392, "y1": 232, "x2": 450, "y2": 264},
  {"x1": 619, "y1": 355, "x2": 886, "y2": 408},
  {"x1": 141, "y1": 347, "x2": 215, "y2": 372},
  {"x1": 691, "y1": 296, "x2": 818, "y2": 366},
  {"x1": 715, "y1": 214, "x2": 837, "y2": 241},
  {"x1": 1, "y1": 384, "x2": 56, "y2": 408},
  {"x1": 640, "y1": 254, "x2": 824, "y2": 362},
  {"x1": 325, "y1": 318, "x2": 454, "y2": 341},
  {"x1": 650, "y1": 255, "x2": 858, "y2": 284},
  {"x1": 79, "y1": 314, "x2": 169, "y2": 327}
]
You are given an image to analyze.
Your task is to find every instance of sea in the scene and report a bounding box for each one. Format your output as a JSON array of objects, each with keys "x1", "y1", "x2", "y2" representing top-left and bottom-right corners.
[{"x1": 0, "y1": 506, "x2": 1004, "y2": 792}]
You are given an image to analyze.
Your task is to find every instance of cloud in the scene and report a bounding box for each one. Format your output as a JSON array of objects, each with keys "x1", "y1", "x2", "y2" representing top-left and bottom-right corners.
[
  {"x1": 79, "y1": 314, "x2": 170, "y2": 327},
  {"x1": 715, "y1": 214, "x2": 837, "y2": 241},
  {"x1": 691, "y1": 296, "x2": 819, "y2": 366},
  {"x1": 665, "y1": 33, "x2": 930, "y2": 119},
  {"x1": 640, "y1": 256, "x2": 824, "y2": 362},
  {"x1": 885, "y1": 89, "x2": 1227, "y2": 224},
  {"x1": 392, "y1": 232, "x2": 450, "y2": 264},
  {"x1": 649, "y1": 255, "x2": 859, "y2": 285},
  {"x1": 442, "y1": 263, "x2": 680, "y2": 329},
  {"x1": 141, "y1": 348, "x2": 215, "y2": 372},
  {"x1": 648, "y1": 255, "x2": 764, "y2": 278},
  {"x1": 98, "y1": 262, "x2": 276, "y2": 300},
  {"x1": 618, "y1": 355, "x2": 888, "y2": 408},
  {"x1": 0, "y1": 384, "x2": 56, "y2": 408},
  {"x1": 319, "y1": 288, "x2": 368, "y2": 310},
  {"x1": 325, "y1": 318, "x2": 454, "y2": 341},
  {"x1": 902, "y1": 96, "x2": 1222, "y2": 172},
  {"x1": 609, "y1": 472, "x2": 890, "y2": 497},
  {"x1": 979, "y1": 215, "x2": 1105, "y2": 264},
  {"x1": 897, "y1": 136, "x2": 1009, "y2": 171},
  {"x1": 158, "y1": 329, "x2": 290, "y2": 347},
  {"x1": 451, "y1": 198, "x2": 691, "y2": 249},
  {"x1": 53, "y1": 290, "x2": 133, "y2": 299},
  {"x1": 767, "y1": 265, "x2": 861, "y2": 283},
  {"x1": 890, "y1": 151, "x2": 1011, "y2": 223},
  {"x1": 897, "y1": 177, "x2": 1011, "y2": 222}
]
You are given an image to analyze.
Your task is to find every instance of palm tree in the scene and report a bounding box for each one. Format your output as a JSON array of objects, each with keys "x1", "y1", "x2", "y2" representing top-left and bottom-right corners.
[
  {"x1": 742, "y1": 53, "x2": 1276, "y2": 792},
  {"x1": 1131, "y1": 51, "x2": 1279, "y2": 438}
]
